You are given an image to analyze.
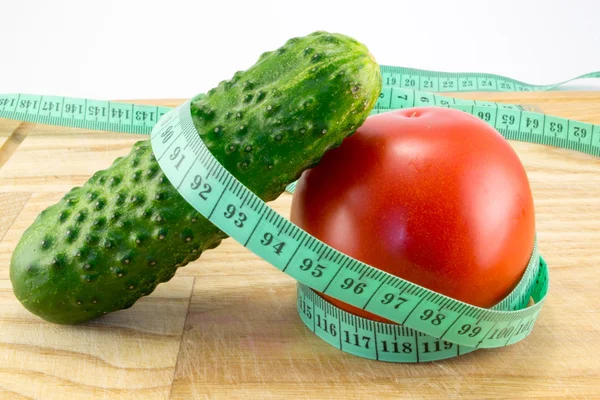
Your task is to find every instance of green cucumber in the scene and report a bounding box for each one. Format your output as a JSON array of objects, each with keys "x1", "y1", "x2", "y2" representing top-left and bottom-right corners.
[{"x1": 10, "y1": 31, "x2": 382, "y2": 324}]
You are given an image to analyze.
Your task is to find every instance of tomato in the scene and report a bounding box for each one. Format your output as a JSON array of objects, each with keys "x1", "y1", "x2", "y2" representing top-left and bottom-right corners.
[{"x1": 290, "y1": 107, "x2": 535, "y2": 323}]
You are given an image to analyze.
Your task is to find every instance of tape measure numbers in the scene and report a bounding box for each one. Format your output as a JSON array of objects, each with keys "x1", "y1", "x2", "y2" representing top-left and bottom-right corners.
[
  {"x1": 2, "y1": 66, "x2": 599, "y2": 134},
  {"x1": 0, "y1": 94, "x2": 171, "y2": 134},
  {"x1": 373, "y1": 88, "x2": 600, "y2": 157},
  {"x1": 148, "y1": 100, "x2": 552, "y2": 362},
  {"x1": 378, "y1": 65, "x2": 600, "y2": 92},
  {"x1": 2, "y1": 66, "x2": 598, "y2": 362},
  {"x1": 295, "y1": 253, "x2": 548, "y2": 362}
]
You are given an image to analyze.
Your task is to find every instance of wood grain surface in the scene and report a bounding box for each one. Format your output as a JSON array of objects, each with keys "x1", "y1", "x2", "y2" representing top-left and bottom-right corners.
[{"x1": 0, "y1": 92, "x2": 599, "y2": 399}]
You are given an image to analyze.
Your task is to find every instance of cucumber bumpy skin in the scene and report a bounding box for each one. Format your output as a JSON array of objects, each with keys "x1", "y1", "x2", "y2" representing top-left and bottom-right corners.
[{"x1": 10, "y1": 31, "x2": 382, "y2": 324}]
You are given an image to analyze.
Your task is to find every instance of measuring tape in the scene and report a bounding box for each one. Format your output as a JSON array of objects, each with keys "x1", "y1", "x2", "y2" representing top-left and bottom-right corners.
[
  {"x1": 2, "y1": 65, "x2": 599, "y2": 362},
  {"x1": 379, "y1": 65, "x2": 600, "y2": 92},
  {"x1": 149, "y1": 100, "x2": 549, "y2": 362},
  {"x1": 2, "y1": 65, "x2": 599, "y2": 135}
]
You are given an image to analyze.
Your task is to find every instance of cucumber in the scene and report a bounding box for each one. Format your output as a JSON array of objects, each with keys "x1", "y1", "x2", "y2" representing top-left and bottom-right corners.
[{"x1": 10, "y1": 31, "x2": 382, "y2": 324}]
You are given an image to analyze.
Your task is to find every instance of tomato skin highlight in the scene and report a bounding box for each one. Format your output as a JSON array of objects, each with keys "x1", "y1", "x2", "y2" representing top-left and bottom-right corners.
[{"x1": 290, "y1": 107, "x2": 535, "y2": 323}]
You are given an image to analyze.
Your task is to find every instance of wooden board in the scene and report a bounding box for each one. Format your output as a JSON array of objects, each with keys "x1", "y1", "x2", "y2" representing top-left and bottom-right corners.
[{"x1": 1, "y1": 92, "x2": 599, "y2": 399}]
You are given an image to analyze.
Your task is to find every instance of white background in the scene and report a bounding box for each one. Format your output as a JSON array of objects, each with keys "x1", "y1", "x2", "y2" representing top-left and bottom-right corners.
[{"x1": 1, "y1": 0, "x2": 599, "y2": 100}]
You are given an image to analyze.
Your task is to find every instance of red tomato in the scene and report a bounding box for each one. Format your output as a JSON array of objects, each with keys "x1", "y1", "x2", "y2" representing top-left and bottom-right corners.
[{"x1": 290, "y1": 107, "x2": 535, "y2": 323}]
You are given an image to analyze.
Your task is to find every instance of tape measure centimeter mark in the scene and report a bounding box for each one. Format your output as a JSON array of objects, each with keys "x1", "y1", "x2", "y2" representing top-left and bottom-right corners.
[
  {"x1": 296, "y1": 255, "x2": 548, "y2": 363},
  {"x1": 0, "y1": 93, "x2": 171, "y2": 134},
  {"x1": 149, "y1": 100, "x2": 549, "y2": 355},
  {"x1": 295, "y1": 282, "x2": 479, "y2": 362},
  {"x1": 379, "y1": 65, "x2": 600, "y2": 92},
  {"x1": 375, "y1": 88, "x2": 600, "y2": 158}
]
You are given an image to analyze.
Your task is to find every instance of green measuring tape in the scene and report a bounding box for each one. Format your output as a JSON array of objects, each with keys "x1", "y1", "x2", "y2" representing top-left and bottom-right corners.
[
  {"x1": 379, "y1": 65, "x2": 600, "y2": 92},
  {"x1": 3, "y1": 65, "x2": 599, "y2": 135},
  {"x1": 150, "y1": 99, "x2": 548, "y2": 362},
  {"x1": 0, "y1": 94, "x2": 171, "y2": 134},
  {"x1": 1, "y1": 65, "x2": 599, "y2": 362}
]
